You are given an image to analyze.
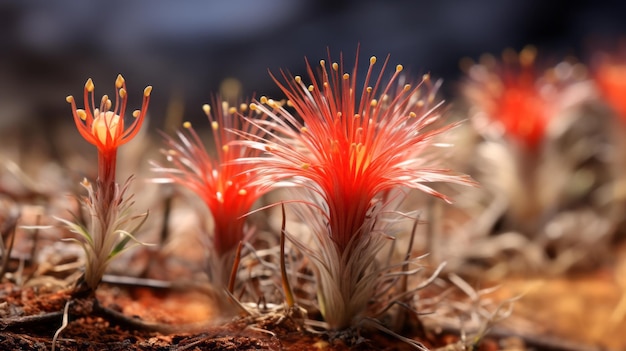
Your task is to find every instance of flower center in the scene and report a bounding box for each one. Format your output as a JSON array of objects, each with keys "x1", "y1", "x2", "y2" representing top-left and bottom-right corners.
[{"x1": 92, "y1": 110, "x2": 122, "y2": 144}]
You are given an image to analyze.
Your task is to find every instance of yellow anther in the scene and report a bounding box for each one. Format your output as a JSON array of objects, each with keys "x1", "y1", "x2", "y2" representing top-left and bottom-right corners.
[
  {"x1": 354, "y1": 113, "x2": 361, "y2": 119},
  {"x1": 396, "y1": 64, "x2": 403, "y2": 72},
  {"x1": 370, "y1": 99, "x2": 377, "y2": 107},
  {"x1": 320, "y1": 59, "x2": 325, "y2": 67},
  {"x1": 119, "y1": 88, "x2": 127, "y2": 98},
  {"x1": 295, "y1": 76, "x2": 302, "y2": 83},
  {"x1": 300, "y1": 126, "x2": 308, "y2": 133},
  {"x1": 211, "y1": 121, "x2": 219, "y2": 130},
  {"x1": 81, "y1": 178, "x2": 91, "y2": 187},
  {"x1": 366, "y1": 87, "x2": 372, "y2": 93},
  {"x1": 202, "y1": 104, "x2": 211, "y2": 115},
  {"x1": 301, "y1": 163, "x2": 310, "y2": 170},
  {"x1": 238, "y1": 189, "x2": 247, "y2": 196},
  {"x1": 85, "y1": 78, "x2": 94, "y2": 92},
  {"x1": 268, "y1": 99, "x2": 277, "y2": 108},
  {"x1": 66, "y1": 95, "x2": 74, "y2": 103},
  {"x1": 265, "y1": 145, "x2": 273, "y2": 152},
  {"x1": 228, "y1": 106, "x2": 237, "y2": 115},
  {"x1": 323, "y1": 82, "x2": 329, "y2": 89},
  {"x1": 115, "y1": 74, "x2": 125, "y2": 88},
  {"x1": 332, "y1": 62, "x2": 339, "y2": 71},
  {"x1": 416, "y1": 100, "x2": 425, "y2": 107},
  {"x1": 144, "y1": 86, "x2": 153, "y2": 96},
  {"x1": 249, "y1": 103, "x2": 257, "y2": 111},
  {"x1": 343, "y1": 73, "x2": 349, "y2": 80},
  {"x1": 222, "y1": 145, "x2": 229, "y2": 152},
  {"x1": 308, "y1": 85, "x2": 314, "y2": 92},
  {"x1": 422, "y1": 74, "x2": 430, "y2": 82},
  {"x1": 132, "y1": 110, "x2": 140, "y2": 118},
  {"x1": 77, "y1": 109, "x2": 87, "y2": 120},
  {"x1": 286, "y1": 100, "x2": 294, "y2": 107},
  {"x1": 403, "y1": 84, "x2": 411, "y2": 91},
  {"x1": 370, "y1": 56, "x2": 376, "y2": 65},
  {"x1": 409, "y1": 112, "x2": 417, "y2": 118},
  {"x1": 260, "y1": 96, "x2": 268, "y2": 104},
  {"x1": 183, "y1": 121, "x2": 192, "y2": 129},
  {"x1": 239, "y1": 103, "x2": 248, "y2": 112}
]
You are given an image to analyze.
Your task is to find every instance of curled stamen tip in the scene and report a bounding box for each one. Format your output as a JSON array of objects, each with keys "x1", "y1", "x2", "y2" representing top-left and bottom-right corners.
[
  {"x1": 85, "y1": 79, "x2": 95, "y2": 92},
  {"x1": 396, "y1": 64, "x2": 404, "y2": 72},
  {"x1": 370, "y1": 56, "x2": 377, "y2": 65},
  {"x1": 66, "y1": 95, "x2": 74, "y2": 103},
  {"x1": 202, "y1": 104, "x2": 211, "y2": 115},
  {"x1": 77, "y1": 109, "x2": 87, "y2": 120},
  {"x1": 183, "y1": 121, "x2": 192, "y2": 129},
  {"x1": 115, "y1": 74, "x2": 125, "y2": 88},
  {"x1": 144, "y1": 86, "x2": 153, "y2": 96}
]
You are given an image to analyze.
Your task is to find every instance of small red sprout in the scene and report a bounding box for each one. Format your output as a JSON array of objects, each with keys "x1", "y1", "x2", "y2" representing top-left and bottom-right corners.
[{"x1": 237, "y1": 53, "x2": 473, "y2": 329}]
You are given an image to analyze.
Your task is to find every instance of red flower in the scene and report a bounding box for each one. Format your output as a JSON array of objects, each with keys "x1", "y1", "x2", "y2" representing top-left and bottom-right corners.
[
  {"x1": 595, "y1": 58, "x2": 626, "y2": 122},
  {"x1": 67, "y1": 74, "x2": 151, "y2": 153},
  {"x1": 66, "y1": 75, "x2": 152, "y2": 194},
  {"x1": 236, "y1": 52, "x2": 473, "y2": 329},
  {"x1": 155, "y1": 100, "x2": 270, "y2": 270},
  {"x1": 242, "y1": 55, "x2": 471, "y2": 252},
  {"x1": 462, "y1": 47, "x2": 556, "y2": 151}
]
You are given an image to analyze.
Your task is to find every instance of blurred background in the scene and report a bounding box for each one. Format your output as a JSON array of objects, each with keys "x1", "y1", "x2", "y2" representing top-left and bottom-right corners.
[{"x1": 1, "y1": 0, "x2": 625, "y2": 131}]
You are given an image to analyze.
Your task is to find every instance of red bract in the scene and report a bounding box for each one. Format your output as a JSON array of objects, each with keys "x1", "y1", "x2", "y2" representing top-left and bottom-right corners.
[
  {"x1": 463, "y1": 47, "x2": 555, "y2": 151},
  {"x1": 154, "y1": 100, "x2": 270, "y2": 275}
]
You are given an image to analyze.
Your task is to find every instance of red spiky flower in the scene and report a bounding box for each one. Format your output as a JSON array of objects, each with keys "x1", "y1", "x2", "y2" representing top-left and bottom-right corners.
[
  {"x1": 462, "y1": 47, "x2": 555, "y2": 151},
  {"x1": 236, "y1": 52, "x2": 473, "y2": 329},
  {"x1": 153, "y1": 99, "x2": 270, "y2": 286}
]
